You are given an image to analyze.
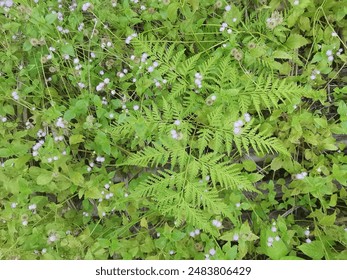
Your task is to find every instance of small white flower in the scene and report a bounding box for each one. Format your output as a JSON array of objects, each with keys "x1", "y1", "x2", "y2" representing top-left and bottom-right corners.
[
  {"x1": 275, "y1": 236, "x2": 280, "y2": 241},
  {"x1": 236, "y1": 202, "x2": 241, "y2": 208},
  {"x1": 211, "y1": 95, "x2": 216, "y2": 101},
  {"x1": 148, "y1": 66, "x2": 154, "y2": 72},
  {"x1": 169, "y1": 250, "x2": 175, "y2": 255},
  {"x1": 293, "y1": 0, "x2": 299, "y2": 5},
  {"x1": 326, "y1": 50, "x2": 333, "y2": 56},
  {"x1": 189, "y1": 231, "x2": 196, "y2": 237},
  {"x1": 133, "y1": 105, "x2": 139, "y2": 110},
  {"x1": 212, "y1": 219, "x2": 222, "y2": 228},
  {"x1": 227, "y1": 29, "x2": 232, "y2": 34},
  {"x1": 225, "y1": 5, "x2": 231, "y2": 11},
  {"x1": 11, "y1": 202, "x2": 17, "y2": 209},
  {"x1": 331, "y1": 32, "x2": 338, "y2": 37},
  {"x1": 48, "y1": 234, "x2": 57, "y2": 243},
  {"x1": 267, "y1": 242, "x2": 273, "y2": 247},
  {"x1": 28, "y1": 204, "x2": 37, "y2": 211},
  {"x1": 104, "y1": 78, "x2": 110, "y2": 84},
  {"x1": 271, "y1": 226, "x2": 277, "y2": 232},
  {"x1": 232, "y1": 18, "x2": 237, "y2": 22},
  {"x1": 209, "y1": 248, "x2": 216, "y2": 256},
  {"x1": 53, "y1": 156, "x2": 58, "y2": 161},
  {"x1": 124, "y1": 193, "x2": 129, "y2": 197},
  {"x1": 174, "y1": 120, "x2": 181, "y2": 126},
  {"x1": 12, "y1": 91, "x2": 19, "y2": 100},
  {"x1": 153, "y1": 61, "x2": 159, "y2": 67},
  {"x1": 233, "y1": 234, "x2": 239, "y2": 241},
  {"x1": 194, "y1": 229, "x2": 200, "y2": 235},
  {"x1": 268, "y1": 237, "x2": 274, "y2": 243},
  {"x1": 328, "y1": 55, "x2": 334, "y2": 62},
  {"x1": 222, "y1": 22, "x2": 228, "y2": 28},
  {"x1": 305, "y1": 238, "x2": 312, "y2": 243},
  {"x1": 22, "y1": 220, "x2": 28, "y2": 226},
  {"x1": 47, "y1": 157, "x2": 53, "y2": 163},
  {"x1": 304, "y1": 230, "x2": 310, "y2": 236},
  {"x1": 310, "y1": 74, "x2": 316, "y2": 80},
  {"x1": 244, "y1": 113, "x2": 251, "y2": 122},
  {"x1": 234, "y1": 120, "x2": 244, "y2": 127},
  {"x1": 82, "y1": 2, "x2": 91, "y2": 11},
  {"x1": 233, "y1": 127, "x2": 241, "y2": 135}
]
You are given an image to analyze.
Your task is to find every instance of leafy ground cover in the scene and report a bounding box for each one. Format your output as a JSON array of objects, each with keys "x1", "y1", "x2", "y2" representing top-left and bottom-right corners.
[{"x1": 0, "y1": 0, "x2": 346, "y2": 260}]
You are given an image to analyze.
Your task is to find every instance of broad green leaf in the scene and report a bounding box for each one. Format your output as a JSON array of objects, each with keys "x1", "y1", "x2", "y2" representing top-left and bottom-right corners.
[
  {"x1": 69, "y1": 134, "x2": 85, "y2": 145},
  {"x1": 285, "y1": 34, "x2": 309, "y2": 49},
  {"x1": 319, "y1": 212, "x2": 336, "y2": 226},
  {"x1": 243, "y1": 160, "x2": 257, "y2": 172},
  {"x1": 61, "y1": 44, "x2": 75, "y2": 56},
  {"x1": 37, "y1": 172, "x2": 53, "y2": 185},
  {"x1": 298, "y1": 241, "x2": 324, "y2": 260},
  {"x1": 167, "y1": 3, "x2": 179, "y2": 23},
  {"x1": 69, "y1": 171, "x2": 84, "y2": 186},
  {"x1": 95, "y1": 131, "x2": 111, "y2": 155}
]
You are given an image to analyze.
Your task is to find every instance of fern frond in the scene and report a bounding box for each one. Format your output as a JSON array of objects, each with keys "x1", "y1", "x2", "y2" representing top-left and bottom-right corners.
[{"x1": 125, "y1": 143, "x2": 168, "y2": 167}]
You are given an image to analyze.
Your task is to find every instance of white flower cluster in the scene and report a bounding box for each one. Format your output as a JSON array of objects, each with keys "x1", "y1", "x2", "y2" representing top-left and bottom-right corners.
[
  {"x1": 170, "y1": 129, "x2": 183, "y2": 140},
  {"x1": 73, "y1": 58, "x2": 83, "y2": 71},
  {"x1": 310, "y1": 69, "x2": 320, "y2": 80},
  {"x1": 233, "y1": 113, "x2": 251, "y2": 135},
  {"x1": 11, "y1": 91, "x2": 19, "y2": 100},
  {"x1": 82, "y1": 2, "x2": 92, "y2": 12},
  {"x1": 47, "y1": 233, "x2": 58, "y2": 244},
  {"x1": 56, "y1": 117, "x2": 66, "y2": 128},
  {"x1": 0, "y1": 0, "x2": 13, "y2": 8},
  {"x1": 96, "y1": 77, "x2": 110, "y2": 91},
  {"x1": 96, "y1": 155, "x2": 105, "y2": 163},
  {"x1": 266, "y1": 11, "x2": 283, "y2": 29},
  {"x1": 189, "y1": 229, "x2": 201, "y2": 237},
  {"x1": 37, "y1": 129, "x2": 46, "y2": 138},
  {"x1": 220, "y1": 22, "x2": 232, "y2": 34},
  {"x1": 140, "y1": 53, "x2": 148, "y2": 63},
  {"x1": 0, "y1": 115, "x2": 7, "y2": 123},
  {"x1": 47, "y1": 156, "x2": 59, "y2": 163},
  {"x1": 78, "y1": 22, "x2": 84, "y2": 32},
  {"x1": 194, "y1": 72, "x2": 203, "y2": 88},
  {"x1": 57, "y1": 25, "x2": 70, "y2": 34},
  {"x1": 148, "y1": 61, "x2": 159, "y2": 73},
  {"x1": 267, "y1": 235, "x2": 281, "y2": 247},
  {"x1": 117, "y1": 68, "x2": 128, "y2": 78},
  {"x1": 104, "y1": 192, "x2": 114, "y2": 200},
  {"x1": 304, "y1": 228, "x2": 312, "y2": 243},
  {"x1": 32, "y1": 140, "x2": 45, "y2": 156},
  {"x1": 326, "y1": 49, "x2": 334, "y2": 62},
  {"x1": 212, "y1": 219, "x2": 222, "y2": 228},
  {"x1": 125, "y1": 33, "x2": 137, "y2": 44},
  {"x1": 102, "y1": 97, "x2": 108, "y2": 105},
  {"x1": 101, "y1": 40, "x2": 113, "y2": 49},
  {"x1": 295, "y1": 171, "x2": 307, "y2": 180},
  {"x1": 28, "y1": 204, "x2": 37, "y2": 211}
]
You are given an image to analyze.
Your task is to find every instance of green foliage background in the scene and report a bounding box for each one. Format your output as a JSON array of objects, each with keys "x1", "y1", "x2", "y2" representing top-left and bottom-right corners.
[{"x1": 0, "y1": 0, "x2": 346, "y2": 260}]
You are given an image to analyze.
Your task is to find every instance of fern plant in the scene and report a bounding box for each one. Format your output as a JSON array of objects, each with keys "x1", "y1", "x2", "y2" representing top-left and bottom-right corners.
[{"x1": 107, "y1": 34, "x2": 318, "y2": 235}]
